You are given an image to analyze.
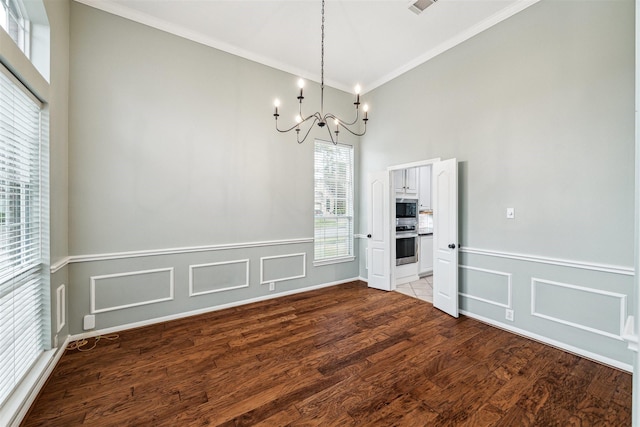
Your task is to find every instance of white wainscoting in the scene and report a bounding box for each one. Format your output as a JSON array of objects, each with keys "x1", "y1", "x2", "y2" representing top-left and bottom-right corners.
[
  {"x1": 260, "y1": 253, "x2": 307, "y2": 285},
  {"x1": 90, "y1": 268, "x2": 175, "y2": 314},
  {"x1": 56, "y1": 284, "x2": 65, "y2": 333},
  {"x1": 531, "y1": 277, "x2": 627, "y2": 341},
  {"x1": 189, "y1": 259, "x2": 250, "y2": 297},
  {"x1": 458, "y1": 265, "x2": 512, "y2": 309},
  {"x1": 50, "y1": 237, "x2": 314, "y2": 273},
  {"x1": 623, "y1": 316, "x2": 638, "y2": 352},
  {"x1": 461, "y1": 247, "x2": 634, "y2": 276}
]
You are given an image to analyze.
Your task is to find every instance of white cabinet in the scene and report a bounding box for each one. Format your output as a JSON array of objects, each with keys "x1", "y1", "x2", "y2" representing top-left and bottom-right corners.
[
  {"x1": 394, "y1": 167, "x2": 418, "y2": 197},
  {"x1": 419, "y1": 235, "x2": 434, "y2": 275},
  {"x1": 395, "y1": 262, "x2": 419, "y2": 286},
  {"x1": 419, "y1": 165, "x2": 432, "y2": 210}
]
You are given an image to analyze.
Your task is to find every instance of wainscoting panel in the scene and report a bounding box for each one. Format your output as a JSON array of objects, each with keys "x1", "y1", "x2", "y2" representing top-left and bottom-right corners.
[
  {"x1": 459, "y1": 265, "x2": 512, "y2": 309},
  {"x1": 90, "y1": 268, "x2": 175, "y2": 314},
  {"x1": 189, "y1": 259, "x2": 249, "y2": 297},
  {"x1": 531, "y1": 277, "x2": 626, "y2": 340},
  {"x1": 260, "y1": 253, "x2": 306, "y2": 284},
  {"x1": 56, "y1": 284, "x2": 66, "y2": 333}
]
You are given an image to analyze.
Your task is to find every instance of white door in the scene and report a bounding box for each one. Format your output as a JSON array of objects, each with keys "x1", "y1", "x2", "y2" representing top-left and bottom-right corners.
[
  {"x1": 367, "y1": 171, "x2": 392, "y2": 291},
  {"x1": 432, "y1": 158, "x2": 459, "y2": 317}
]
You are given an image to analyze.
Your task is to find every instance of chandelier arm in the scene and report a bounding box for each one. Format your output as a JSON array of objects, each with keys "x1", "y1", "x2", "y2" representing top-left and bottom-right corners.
[
  {"x1": 336, "y1": 121, "x2": 367, "y2": 137},
  {"x1": 325, "y1": 123, "x2": 338, "y2": 145},
  {"x1": 324, "y1": 111, "x2": 359, "y2": 127},
  {"x1": 297, "y1": 116, "x2": 320, "y2": 144},
  {"x1": 324, "y1": 113, "x2": 367, "y2": 136},
  {"x1": 275, "y1": 114, "x2": 316, "y2": 133}
]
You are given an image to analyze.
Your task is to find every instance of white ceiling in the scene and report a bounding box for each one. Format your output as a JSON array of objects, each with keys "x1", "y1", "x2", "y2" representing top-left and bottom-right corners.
[{"x1": 75, "y1": 0, "x2": 539, "y2": 93}]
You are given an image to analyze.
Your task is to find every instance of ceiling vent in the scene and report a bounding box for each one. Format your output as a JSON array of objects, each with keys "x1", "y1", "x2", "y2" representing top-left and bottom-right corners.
[{"x1": 408, "y1": 0, "x2": 437, "y2": 15}]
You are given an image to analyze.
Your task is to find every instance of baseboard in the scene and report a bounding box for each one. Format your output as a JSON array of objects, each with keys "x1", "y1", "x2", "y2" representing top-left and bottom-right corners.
[
  {"x1": 8, "y1": 335, "x2": 71, "y2": 427},
  {"x1": 459, "y1": 309, "x2": 633, "y2": 373},
  {"x1": 70, "y1": 277, "x2": 362, "y2": 342}
]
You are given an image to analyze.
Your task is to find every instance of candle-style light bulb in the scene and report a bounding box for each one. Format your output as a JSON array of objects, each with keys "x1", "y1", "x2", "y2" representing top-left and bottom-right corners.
[
  {"x1": 334, "y1": 119, "x2": 339, "y2": 127},
  {"x1": 298, "y1": 78, "x2": 305, "y2": 99},
  {"x1": 296, "y1": 115, "x2": 302, "y2": 123},
  {"x1": 354, "y1": 84, "x2": 361, "y2": 105},
  {"x1": 363, "y1": 103, "x2": 369, "y2": 120},
  {"x1": 274, "y1": 99, "x2": 280, "y2": 116}
]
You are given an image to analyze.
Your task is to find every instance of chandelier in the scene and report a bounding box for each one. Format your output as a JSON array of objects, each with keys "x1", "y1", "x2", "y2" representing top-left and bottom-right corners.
[{"x1": 272, "y1": 0, "x2": 369, "y2": 145}]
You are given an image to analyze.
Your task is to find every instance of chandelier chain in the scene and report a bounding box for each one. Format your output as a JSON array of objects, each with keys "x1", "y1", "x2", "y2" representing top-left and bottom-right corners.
[{"x1": 320, "y1": 0, "x2": 325, "y2": 115}]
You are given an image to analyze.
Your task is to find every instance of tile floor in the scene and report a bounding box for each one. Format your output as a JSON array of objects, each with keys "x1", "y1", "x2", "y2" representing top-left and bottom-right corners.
[{"x1": 395, "y1": 274, "x2": 433, "y2": 303}]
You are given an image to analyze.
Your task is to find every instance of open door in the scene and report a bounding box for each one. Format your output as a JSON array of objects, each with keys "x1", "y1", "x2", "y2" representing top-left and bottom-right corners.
[
  {"x1": 432, "y1": 158, "x2": 459, "y2": 317},
  {"x1": 367, "y1": 171, "x2": 392, "y2": 291}
]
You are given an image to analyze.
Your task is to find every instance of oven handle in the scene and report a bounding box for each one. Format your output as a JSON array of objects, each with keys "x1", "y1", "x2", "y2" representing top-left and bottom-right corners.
[{"x1": 396, "y1": 233, "x2": 419, "y2": 238}]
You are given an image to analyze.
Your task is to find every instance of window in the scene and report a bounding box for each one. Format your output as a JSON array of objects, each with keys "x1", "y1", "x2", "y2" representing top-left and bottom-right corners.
[
  {"x1": 0, "y1": 64, "x2": 48, "y2": 408},
  {"x1": 0, "y1": 0, "x2": 30, "y2": 57},
  {"x1": 314, "y1": 140, "x2": 354, "y2": 263}
]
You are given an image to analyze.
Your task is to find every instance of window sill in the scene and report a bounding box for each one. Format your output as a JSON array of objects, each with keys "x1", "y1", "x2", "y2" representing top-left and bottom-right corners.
[
  {"x1": 1, "y1": 348, "x2": 56, "y2": 426},
  {"x1": 313, "y1": 256, "x2": 355, "y2": 267}
]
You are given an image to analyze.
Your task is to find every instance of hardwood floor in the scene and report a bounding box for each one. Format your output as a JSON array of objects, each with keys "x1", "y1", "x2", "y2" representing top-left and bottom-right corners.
[{"x1": 22, "y1": 281, "x2": 631, "y2": 426}]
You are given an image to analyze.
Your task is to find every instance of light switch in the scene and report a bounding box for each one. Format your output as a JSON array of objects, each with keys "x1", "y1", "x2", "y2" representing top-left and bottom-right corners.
[{"x1": 506, "y1": 208, "x2": 515, "y2": 219}]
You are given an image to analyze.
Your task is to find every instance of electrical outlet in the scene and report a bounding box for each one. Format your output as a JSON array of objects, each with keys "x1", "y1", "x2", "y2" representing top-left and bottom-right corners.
[
  {"x1": 505, "y1": 309, "x2": 514, "y2": 321},
  {"x1": 83, "y1": 314, "x2": 95, "y2": 330},
  {"x1": 506, "y1": 208, "x2": 515, "y2": 219},
  {"x1": 269, "y1": 282, "x2": 275, "y2": 291}
]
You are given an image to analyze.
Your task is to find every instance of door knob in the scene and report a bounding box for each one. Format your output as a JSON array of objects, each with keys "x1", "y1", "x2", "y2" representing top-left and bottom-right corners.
[
  {"x1": 448, "y1": 243, "x2": 456, "y2": 249},
  {"x1": 367, "y1": 234, "x2": 372, "y2": 238}
]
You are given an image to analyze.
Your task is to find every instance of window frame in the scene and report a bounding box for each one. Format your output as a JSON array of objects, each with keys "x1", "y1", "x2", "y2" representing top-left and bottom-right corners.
[
  {"x1": 313, "y1": 139, "x2": 355, "y2": 266},
  {"x1": 0, "y1": 0, "x2": 31, "y2": 57}
]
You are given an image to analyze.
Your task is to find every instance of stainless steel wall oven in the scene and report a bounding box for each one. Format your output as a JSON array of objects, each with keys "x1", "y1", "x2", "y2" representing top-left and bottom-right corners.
[
  {"x1": 395, "y1": 198, "x2": 419, "y2": 265},
  {"x1": 396, "y1": 232, "x2": 418, "y2": 265}
]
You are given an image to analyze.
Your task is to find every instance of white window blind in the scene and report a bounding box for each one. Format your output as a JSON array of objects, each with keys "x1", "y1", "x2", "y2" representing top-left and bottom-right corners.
[
  {"x1": 0, "y1": 65, "x2": 48, "y2": 408},
  {"x1": 314, "y1": 140, "x2": 353, "y2": 262}
]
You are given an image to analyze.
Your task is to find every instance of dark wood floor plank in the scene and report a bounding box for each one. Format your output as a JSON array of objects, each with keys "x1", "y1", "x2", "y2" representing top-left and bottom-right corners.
[
  {"x1": 354, "y1": 392, "x2": 441, "y2": 426},
  {"x1": 251, "y1": 405, "x2": 301, "y2": 426},
  {"x1": 21, "y1": 281, "x2": 632, "y2": 426}
]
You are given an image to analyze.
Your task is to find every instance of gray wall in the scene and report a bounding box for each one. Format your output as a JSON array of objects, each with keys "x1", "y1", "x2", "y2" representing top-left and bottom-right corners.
[
  {"x1": 66, "y1": 2, "x2": 360, "y2": 335},
  {"x1": 359, "y1": 0, "x2": 635, "y2": 367}
]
